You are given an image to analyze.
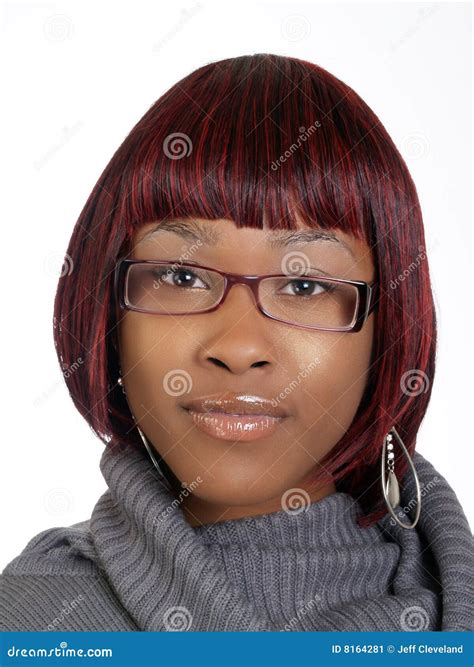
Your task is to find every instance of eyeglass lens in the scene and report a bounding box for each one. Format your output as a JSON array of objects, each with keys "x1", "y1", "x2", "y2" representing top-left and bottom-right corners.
[{"x1": 124, "y1": 262, "x2": 360, "y2": 329}]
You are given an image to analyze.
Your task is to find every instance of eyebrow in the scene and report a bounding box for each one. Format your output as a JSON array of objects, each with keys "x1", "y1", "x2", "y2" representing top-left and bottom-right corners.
[{"x1": 141, "y1": 219, "x2": 355, "y2": 258}]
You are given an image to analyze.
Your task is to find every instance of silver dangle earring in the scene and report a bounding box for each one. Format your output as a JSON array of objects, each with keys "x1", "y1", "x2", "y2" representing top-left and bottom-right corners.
[
  {"x1": 117, "y1": 372, "x2": 171, "y2": 488},
  {"x1": 381, "y1": 426, "x2": 421, "y2": 529},
  {"x1": 117, "y1": 374, "x2": 126, "y2": 394},
  {"x1": 136, "y1": 425, "x2": 172, "y2": 489}
]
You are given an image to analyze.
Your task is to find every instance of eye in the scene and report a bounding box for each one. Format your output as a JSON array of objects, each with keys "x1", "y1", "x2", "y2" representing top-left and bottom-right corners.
[
  {"x1": 152, "y1": 266, "x2": 209, "y2": 289},
  {"x1": 279, "y1": 277, "x2": 337, "y2": 297}
]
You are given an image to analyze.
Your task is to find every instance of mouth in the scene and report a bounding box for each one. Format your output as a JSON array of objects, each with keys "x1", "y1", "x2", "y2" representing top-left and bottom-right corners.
[{"x1": 181, "y1": 392, "x2": 289, "y2": 442}]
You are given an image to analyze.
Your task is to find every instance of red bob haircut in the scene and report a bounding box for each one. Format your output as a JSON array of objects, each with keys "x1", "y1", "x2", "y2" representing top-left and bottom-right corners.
[{"x1": 53, "y1": 53, "x2": 437, "y2": 527}]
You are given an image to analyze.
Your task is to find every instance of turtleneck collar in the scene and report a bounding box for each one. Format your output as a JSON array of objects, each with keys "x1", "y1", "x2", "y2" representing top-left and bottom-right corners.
[
  {"x1": 191, "y1": 488, "x2": 384, "y2": 549},
  {"x1": 88, "y1": 441, "x2": 474, "y2": 631}
]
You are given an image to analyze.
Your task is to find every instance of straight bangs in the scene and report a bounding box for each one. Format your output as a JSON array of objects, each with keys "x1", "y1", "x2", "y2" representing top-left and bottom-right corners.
[
  {"x1": 54, "y1": 54, "x2": 437, "y2": 527},
  {"x1": 105, "y1": 54, "x2": 387, "y2": 246}
]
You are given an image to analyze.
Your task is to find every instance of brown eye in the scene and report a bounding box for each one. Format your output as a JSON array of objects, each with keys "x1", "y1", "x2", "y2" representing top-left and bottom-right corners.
[
  {"x1": 151, "y1": 267, "x2": 209, "y2": 289},
  {"x1": 278, "y1": 278, "x2": 336, "y2": 297}
]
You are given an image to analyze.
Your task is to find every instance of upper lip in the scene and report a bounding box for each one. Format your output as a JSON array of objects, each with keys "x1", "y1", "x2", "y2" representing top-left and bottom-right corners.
[{"x1": 181, "y1": 392, "x2": 289, "y2": 418}]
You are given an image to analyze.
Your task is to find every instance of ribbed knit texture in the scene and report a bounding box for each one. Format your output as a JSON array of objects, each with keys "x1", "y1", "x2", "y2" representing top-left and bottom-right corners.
[{"x1": 1, "y1": 443, "x2": 473, "y2": 632}]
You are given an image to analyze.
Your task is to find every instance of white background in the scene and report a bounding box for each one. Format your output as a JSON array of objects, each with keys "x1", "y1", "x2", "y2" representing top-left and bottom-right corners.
[{"x1": 0, "y1": 0, "x2": 472, "y2": 567}]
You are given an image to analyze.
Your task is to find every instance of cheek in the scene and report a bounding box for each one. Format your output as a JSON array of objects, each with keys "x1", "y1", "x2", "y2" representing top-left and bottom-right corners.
[
  {"x1": 294, "y1": 318, "x2": 374, "y2": 441},
  {"x1": 118, "y1": 313, "x2": 190, "y2": 417}
]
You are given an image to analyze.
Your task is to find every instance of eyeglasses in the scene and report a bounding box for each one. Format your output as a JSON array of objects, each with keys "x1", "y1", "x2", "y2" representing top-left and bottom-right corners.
[{"x1": 114, "y1": 259, "x2": 377, "y2": 333}]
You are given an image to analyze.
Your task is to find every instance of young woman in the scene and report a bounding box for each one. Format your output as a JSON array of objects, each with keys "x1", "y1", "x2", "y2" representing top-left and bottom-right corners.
[{"x1": 1, "y1": 53, "x2": 473, "y2": 632}]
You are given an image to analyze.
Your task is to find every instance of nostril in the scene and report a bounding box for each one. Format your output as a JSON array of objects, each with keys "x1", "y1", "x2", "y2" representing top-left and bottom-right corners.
[
  {"x1": 207, "y1": 357, "x2": 268, "y2": 371},
  {"x1": 209, "y1": 357, "x2": 229, "y2": 369}
]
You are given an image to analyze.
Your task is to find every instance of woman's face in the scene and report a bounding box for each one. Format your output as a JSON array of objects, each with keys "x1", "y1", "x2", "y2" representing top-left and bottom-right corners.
[{"x1": 117, "y1": 217, "x2": 375, "y2": 520}]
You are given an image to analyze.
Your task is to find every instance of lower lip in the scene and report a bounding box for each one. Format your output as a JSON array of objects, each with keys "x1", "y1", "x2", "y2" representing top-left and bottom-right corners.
[{"x1": 185, "y1": 409, "x2": 285, "y2": 442}]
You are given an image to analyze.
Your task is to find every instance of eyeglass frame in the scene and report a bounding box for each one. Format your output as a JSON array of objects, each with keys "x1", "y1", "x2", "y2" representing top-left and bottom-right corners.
[{"x1": 114, "y1": 258, "x2": 378, "y2": 333}]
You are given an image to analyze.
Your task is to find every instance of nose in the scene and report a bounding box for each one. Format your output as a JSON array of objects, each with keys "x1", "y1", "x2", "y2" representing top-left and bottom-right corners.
[{"x1": 197, "y1": 283, "x2": 276, "y2": 375}]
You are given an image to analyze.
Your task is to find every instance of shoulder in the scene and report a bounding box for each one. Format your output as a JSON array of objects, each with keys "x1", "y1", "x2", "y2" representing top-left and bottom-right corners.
[
  {"x1": 1, "y1": 519, "x2": 98, "y2": 578},
  {"x1": 0, "y1": 520, "x2": 137, "y2": 631}
]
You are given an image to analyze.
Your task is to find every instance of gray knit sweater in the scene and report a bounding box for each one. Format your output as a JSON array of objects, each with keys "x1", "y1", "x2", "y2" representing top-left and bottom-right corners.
[{"x1": 1, "y1": 442, "x2": 473, "y2": 632}]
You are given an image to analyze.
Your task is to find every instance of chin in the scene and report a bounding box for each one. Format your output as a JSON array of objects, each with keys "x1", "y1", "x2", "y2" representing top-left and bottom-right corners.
[{"x1": 185, "y1": 470, "x2": 292, "y2": 507}]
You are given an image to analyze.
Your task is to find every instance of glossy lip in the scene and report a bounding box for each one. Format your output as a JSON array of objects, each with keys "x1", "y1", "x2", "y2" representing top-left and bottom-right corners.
[
  {"x1": 181, "y1": 392, "x2": 289, "y2": 418},
  {"x1": 181, "y1": 392, "x2": 289, "y2": 442},
  {"x1": 186, "y1": 411, "x2": 284, "y2": 442}
]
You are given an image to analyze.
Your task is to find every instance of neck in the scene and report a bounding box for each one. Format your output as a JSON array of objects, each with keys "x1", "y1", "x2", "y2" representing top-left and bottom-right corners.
[{"x1": 180, "y1": 478, "x2": 337, "y2": 527}]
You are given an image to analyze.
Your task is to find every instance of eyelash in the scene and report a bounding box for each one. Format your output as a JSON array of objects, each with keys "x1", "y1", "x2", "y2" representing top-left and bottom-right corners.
[{"x1": 151, "y1": 267, "x2": 338, "y2": 295}]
